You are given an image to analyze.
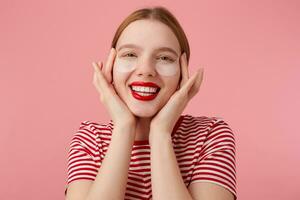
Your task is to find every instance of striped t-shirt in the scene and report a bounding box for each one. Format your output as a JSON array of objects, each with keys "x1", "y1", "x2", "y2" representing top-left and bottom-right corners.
[{"x1": 65, "y1": 114, "x2": 237, "y2": 199}]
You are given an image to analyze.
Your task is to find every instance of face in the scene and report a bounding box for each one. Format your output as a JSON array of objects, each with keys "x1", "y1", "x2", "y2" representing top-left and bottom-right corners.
[{"x1": 113, "y1": 19, "x2": 182, "y2": 118}]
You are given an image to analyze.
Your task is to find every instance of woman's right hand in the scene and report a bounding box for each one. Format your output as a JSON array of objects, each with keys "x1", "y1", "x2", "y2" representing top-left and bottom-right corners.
[{"x1": 92, "y1": 47, "x2": 137, "y2": 128}]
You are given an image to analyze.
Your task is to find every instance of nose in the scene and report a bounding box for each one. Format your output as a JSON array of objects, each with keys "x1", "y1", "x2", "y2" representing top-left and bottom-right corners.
[{"x1": 135, "y1": 56, "x2": 157, "y2": 77}]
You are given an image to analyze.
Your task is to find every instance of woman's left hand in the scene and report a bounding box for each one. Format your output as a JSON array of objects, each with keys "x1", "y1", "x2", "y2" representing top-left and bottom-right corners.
[{"x1": 149, "y1": 52, "x2": 204, "y2": 142}]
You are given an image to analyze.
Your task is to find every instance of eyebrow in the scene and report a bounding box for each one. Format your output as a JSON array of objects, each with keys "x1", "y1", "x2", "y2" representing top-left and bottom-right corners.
[{"x1": 117, "y1": 43, "x2": 179, "y2": 57}]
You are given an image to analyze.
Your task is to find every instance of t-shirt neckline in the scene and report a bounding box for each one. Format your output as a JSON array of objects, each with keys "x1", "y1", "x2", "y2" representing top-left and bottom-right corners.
[{"x1": 109, "y1": 115, "x2": 185, "y2": 146}]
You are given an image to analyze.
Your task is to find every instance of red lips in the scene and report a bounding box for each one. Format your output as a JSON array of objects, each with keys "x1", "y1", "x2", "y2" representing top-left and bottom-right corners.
[
  {"x1": 129, "y1": 81, "x2": 160, "y2": 88},
  {"x1": 129, "y1": 81, "x2": 160, "y2": 101}
]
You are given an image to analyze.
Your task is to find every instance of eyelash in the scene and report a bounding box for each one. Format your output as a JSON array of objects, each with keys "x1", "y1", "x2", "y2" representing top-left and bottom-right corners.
[
  {"x1": 124, "y1": 53, "x2": 136, "y2": 58},
  {"x1": 123, "y1": 53, "x2": 175, "y2": 62}
]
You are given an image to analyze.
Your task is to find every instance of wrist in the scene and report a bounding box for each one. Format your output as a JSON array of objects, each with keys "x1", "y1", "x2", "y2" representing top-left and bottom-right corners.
[
  {"x1": 115, "y1": 119, "x2": 136, "y2": 129},
  {"x1": 114, "y1": 122, "x2": 136, "y2": 135},
  {"x1": 149, "y1": 130, "x2": 172, "y2": 147}
]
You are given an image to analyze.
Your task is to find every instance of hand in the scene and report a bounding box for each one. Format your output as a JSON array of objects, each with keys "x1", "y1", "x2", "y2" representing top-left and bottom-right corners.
[
  {"x1": 92, "y1": 48, "x2": 137, "y2": 127},
  {"x1": 149, "y1": 52, "x2": 204, "y2": 140}
]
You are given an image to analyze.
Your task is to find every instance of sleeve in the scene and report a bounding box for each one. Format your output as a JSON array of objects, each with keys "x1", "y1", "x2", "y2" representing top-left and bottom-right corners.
[
  {"x1": 189, "y1": 118, "x2": 237, "y2": 200},
  {"x1": 64, "y1": 121, "x2": 101, "y2": 196}
]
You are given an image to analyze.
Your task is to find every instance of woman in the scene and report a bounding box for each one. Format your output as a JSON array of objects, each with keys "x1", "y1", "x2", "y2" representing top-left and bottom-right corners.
[{"x1": 65, "y1": 6, "x2": 237, "y2": 200}]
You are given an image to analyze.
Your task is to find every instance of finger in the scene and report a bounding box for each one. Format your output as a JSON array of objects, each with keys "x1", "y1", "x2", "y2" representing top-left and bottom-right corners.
[
  {"x1": 97, "y1": 61, "x2": 103, "y2": 70},
  {"x1": 180, "y1": 52, "x2": 189, "y2": 88},
  {"x1": 195, "y1": 68, "x2": 204, "y2": 89},
  {"x1": 104, "y1": 48, "x2": 116, "y2": 83},
  {"x1": 181, "y1": 69, "x2": 200, "y2": 95},
  {"x1": 189, "y1": 68, "x2": 204, "y2": 99},
  {"x1": 93, "y1": 70, "x2": 104, "y2": 100},
  {"x1": 92, "y1": 61, "x2": 109, "y2": 93}
]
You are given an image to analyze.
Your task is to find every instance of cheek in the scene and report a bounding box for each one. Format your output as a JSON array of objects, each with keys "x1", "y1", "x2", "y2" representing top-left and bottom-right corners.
[
  {"x1": 112, "y1": 67, "x2": 130, "y2": 89},
  {"x1": 111, "y1": 73, "x2": 125, "y2": 96},
  {"x1": 114, "y1": 58, "x2": 137, "y2": 73},
  {"x1": 155, "y1": 63, "x2": 179, "y2": 76}
]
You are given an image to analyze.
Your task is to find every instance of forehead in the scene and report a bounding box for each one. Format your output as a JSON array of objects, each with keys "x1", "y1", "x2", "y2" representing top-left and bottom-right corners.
[{"x1": 116, "y1": 19, "x2": 181, "y2": 54}]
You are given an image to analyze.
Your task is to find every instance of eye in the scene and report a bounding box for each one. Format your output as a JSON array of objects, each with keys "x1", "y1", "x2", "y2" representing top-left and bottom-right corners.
[
  {"x1": 158, "y1": 56, "x2": 175, "y2": 62},
  {"x1": 123, "y1": 53, "x2": 136, "y2": 57}
]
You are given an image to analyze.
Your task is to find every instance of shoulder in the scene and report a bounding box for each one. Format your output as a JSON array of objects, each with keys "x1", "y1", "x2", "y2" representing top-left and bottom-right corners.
[
  {"x1": 75, "y1": 119, "x2": 113, "y2": 135},
  {"x1": 181, "y1": 114, "x2": 233, "y2": 130},
  {"x1": 178, "y1": 114, "x2": 235, "y2": 141},
  {"x1": 204, "y1": 116, "x2": 236, "y2": 142},
  {"x1": 190, "y1": 115, "x2": 236, "y2": 157},
  {"x1": 69, "y1": 120, "x2": 113, "y2": 149}
]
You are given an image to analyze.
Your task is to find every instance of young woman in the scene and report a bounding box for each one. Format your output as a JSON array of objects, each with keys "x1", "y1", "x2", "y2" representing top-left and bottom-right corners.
[{"x1": 65, "y1": 6, "x2": 237, "y2": 200}]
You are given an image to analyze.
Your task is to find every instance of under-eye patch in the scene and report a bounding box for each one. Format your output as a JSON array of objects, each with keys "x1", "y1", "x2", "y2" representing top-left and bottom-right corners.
[
  {"x1": 155, "y1": 62, "x2": 179, "y2": 76},
  {"x1": 114, "y1": 58, "x2": 136, "y2": 73},
  {"x1": 114, "y1": 58, "x2": 179, "y2": 76}
]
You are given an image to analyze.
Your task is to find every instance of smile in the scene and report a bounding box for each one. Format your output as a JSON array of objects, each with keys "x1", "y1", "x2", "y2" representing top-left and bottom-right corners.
[{"x1": 129, "y1": 81, "x2": 161, "y2": 101}]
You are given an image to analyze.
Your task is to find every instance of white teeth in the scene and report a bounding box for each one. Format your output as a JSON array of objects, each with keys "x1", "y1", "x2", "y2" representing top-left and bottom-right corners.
[
  {"x1": 131, "y1": 86, "x2": 158, "y2": 93},
  {"x1": 138, "y1": 92, "x2": 153, "y2": 96}
]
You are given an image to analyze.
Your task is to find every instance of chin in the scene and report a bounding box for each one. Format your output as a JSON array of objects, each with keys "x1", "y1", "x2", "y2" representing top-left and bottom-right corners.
[{"x1": 129, "y1": 106, "x2": 158, "y2": 118}]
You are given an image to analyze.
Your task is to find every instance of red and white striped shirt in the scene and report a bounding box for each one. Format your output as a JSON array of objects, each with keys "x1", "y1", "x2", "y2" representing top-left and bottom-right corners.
[{"x1": 65, "y1": 114, "x2": 237, "y2": 199}]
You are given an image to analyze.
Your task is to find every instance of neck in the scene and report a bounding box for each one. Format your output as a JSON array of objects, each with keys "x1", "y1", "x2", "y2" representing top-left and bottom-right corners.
[{"x1": 134, "y1": 117, "x2": 152, "y2": 141}]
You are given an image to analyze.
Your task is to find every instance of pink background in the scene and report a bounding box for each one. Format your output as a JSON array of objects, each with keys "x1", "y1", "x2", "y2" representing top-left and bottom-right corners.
[{"x1": 1, "y1": 0, "x2": 299, "y2": 199}]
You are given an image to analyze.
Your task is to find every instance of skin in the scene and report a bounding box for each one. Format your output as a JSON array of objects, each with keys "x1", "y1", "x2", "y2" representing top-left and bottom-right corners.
[{"x1": 93, "y1": 19, "x2": 204, "y2": 142}]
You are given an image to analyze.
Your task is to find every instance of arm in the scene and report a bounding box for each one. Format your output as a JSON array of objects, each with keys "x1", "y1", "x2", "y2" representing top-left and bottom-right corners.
[
  {"x1": 67, "y1": 49, "x2": 138, "y2": 199},
  {"x1": 149, "y1": 130, "x2": 236, "y2": 200},
  {"x1": 187, "y1": 119, "x2": 237, "y2": 200},
  {"x1": 148, "y1": 52, "x2": 203, "y2": 199},
  {"x1": 187, "y1": 176, "x2": 235, "y2": 200},
  {"x1": 150, "y1": 133, "x2": 194, "y2": 200},
  {"x1": 66, "y1": 123, "x2": 136, "y2": 200}
]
